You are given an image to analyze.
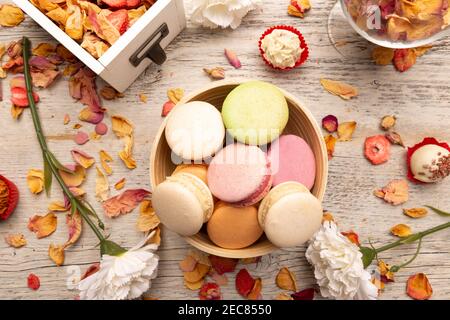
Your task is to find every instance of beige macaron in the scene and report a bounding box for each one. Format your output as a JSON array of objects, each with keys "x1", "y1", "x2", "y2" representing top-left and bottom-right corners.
[
  {"x1": 172, "y1": 164, "x2": 208, "y2": 185},
  {"x1": 152, "y1": 173, "x2": 214, "y2": 236},
  {"x1": 258, "y1": 181, "x2": 322, "y2": 248},
  {"x1": 207, "y1": 202, "x2": 263, "y2": 249}
]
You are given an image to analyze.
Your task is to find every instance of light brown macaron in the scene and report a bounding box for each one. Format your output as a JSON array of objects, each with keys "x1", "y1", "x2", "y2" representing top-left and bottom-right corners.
[
  {"x1": 173, "y1": 164, "x2": 208, "y2": 185},
  {"x1": 207, "y1": 201, "x2": 263, "y2": 249}
]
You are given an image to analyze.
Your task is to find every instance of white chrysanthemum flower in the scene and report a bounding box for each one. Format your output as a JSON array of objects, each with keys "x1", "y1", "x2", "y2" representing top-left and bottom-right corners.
[
  {"x1": 305, "y1": 221, "x2": 378, "y2": 300},
  {"x1": 191, "y1": 0, "x2": 262, "y2": 29},
  {"x1": 78, "y1": 232, "x2": 159, "y2": 300}
]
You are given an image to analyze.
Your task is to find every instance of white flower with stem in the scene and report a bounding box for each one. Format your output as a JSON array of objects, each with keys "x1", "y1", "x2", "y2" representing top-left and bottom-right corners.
[
  {"x1": 22, "y1": 36, "x2": 159, "y2": 300},
  {"x1": 190, "y1": 0, "x2": 262, "y2": 29}
]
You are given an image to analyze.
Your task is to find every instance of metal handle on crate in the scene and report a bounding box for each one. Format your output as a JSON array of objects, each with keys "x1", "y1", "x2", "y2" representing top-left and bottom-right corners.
[{"x1": 130, "y1": 23, "x2": 169, "y2": 67}]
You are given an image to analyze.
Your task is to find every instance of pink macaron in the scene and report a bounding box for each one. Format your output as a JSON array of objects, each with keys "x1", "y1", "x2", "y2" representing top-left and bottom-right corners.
[
  {"x1": 207, "y1": 143, "x2": 272, "y2": 206},
  {"x1": 268, "y1": 134, "x2": 316, "y2": 189}
]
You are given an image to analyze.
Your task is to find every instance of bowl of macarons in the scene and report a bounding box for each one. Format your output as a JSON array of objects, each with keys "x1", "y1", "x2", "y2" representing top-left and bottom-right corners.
[{"x1": 150, "y1": 80, "x2": 328, "y2": 258}]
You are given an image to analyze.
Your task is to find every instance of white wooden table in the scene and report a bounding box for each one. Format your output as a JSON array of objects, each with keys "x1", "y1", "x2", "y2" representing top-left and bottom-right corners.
[{"x1": 1, "y1": 0, "x2": 450, "y2": 300}]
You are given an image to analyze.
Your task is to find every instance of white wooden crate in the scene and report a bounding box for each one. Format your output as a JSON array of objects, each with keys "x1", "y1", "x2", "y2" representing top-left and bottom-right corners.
[{"x1": 13, "y1": 0, "x2": 186, "y2": 92}]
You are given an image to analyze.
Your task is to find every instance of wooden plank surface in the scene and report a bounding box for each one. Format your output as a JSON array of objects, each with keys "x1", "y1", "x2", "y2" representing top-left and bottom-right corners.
[{"x1": 1, "y1": 0, "x2": 450, "y2": 300}]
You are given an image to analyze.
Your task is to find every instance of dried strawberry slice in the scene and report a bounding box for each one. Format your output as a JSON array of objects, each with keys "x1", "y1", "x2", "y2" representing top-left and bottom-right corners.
[
  {"x1": 199, "y1": 282, "x2": 221, "y2": 300},
  {"x1": 0, "y1": 175, "x2": 19, "y2": 221},
  {"x1": 27, "y1": 273, "x2": 40, "y2": 290},
  {"x1": 364, "y1": 135, "x2": 391, "y2": 165},
  {"x1": 235, "y1": 269, "x2": 255, "y2": 297},
  {"x1": 209, "y1": 255, "x2": 238, "y2": 275},
  {"x1": 10, "y1": 87, "x2": 39, "y2": 107},
  {"x1": 407, "y1": 137, "x2": 450, "y2": 183},
  {"x1": 393, "y1": 49, "x2": 416, "y2": 72},
  {"x1": 107, "y1": 9, "x2": 129, "y2": 35}
]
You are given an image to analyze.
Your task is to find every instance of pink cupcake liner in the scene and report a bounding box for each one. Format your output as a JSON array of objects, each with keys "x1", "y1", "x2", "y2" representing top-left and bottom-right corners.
[{"x1": 258, "y1": 25, "x2": 309, "y2": 71}]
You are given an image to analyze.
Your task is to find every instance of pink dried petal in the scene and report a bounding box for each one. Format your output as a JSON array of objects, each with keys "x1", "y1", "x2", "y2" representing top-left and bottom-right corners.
[
  {"x1": 47, "y1": 54, "x2": 64, "y2": 65},
  {"x1": 102, "y1": 189, "x2": 151, "y2": 218},
  {"x1": 322, "y1": 114, "x2": 338, "y2": 133},
  {"x1": 69, "y1": 67, "x2": 104, "y2": 113},
  {"x1": 29, "y1": 56, "x2": 57, "y2": 71},
  {"x1": 74, "y1": 131, "x2": 89, "y2": 145},
  {"x1": 224, "y1": 49, "x2": 241, "y2": 69},
  {"x1": 95, "y1": 122, "x2": 108, "y2": 135},
  {"x1": 31, "y1": 69, "x2": 60, "y2": 88},
  {"x1": 78, "y1": 107, "x2": 104, "y2": 124},
  {"x1": 69, "y1": 187, "x2": 86, "y2": 197},
  {"x1": 71, "y1": 149, "x2": 95, "y2": 168},
  {"x1": 161, "y1": 100, "x2": 175, "y2": 117}
]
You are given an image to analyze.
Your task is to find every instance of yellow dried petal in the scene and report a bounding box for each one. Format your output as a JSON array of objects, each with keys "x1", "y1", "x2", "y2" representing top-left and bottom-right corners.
[
  {"x1": 275, "y1": 292, "x2": 293, "y2": 300},
  {"x1": 4, "y1": 233, "x2": 27, "y2": 248},
  {"x1": 28, "y1": 213, "x2": 57, "y2": 239},
  {"x1": 324, "y1": 134, "x2": 337, "y2": 159},
  {"x1": 46, "y1": 7, "x2": 68, "y2": 27},
  {"x1": 111, "y1": 115, "x2": 133, "y2": 138},
  {"x1": 27, "y1": 169, "x2": 44, "y2": 194},
  {"x1": 137, "y1": 200, "x2": 160, "y2": 232},
  {"x1": 48, "y1": 200, "x2": 68, "y2": 212},
  {"x1": 48, "y1": 244, "x2": 65, "y2": 266},
  {"x1": 276, "y1": 267, "x2": 297, "y2": 291},
  {"x1": 95, "y1": 166, "x2": 109, "y2": 202},
  {"x1": 114, "y1": 178, "x2": 126, "y2": 190},
  {"x1": 139, "y1": 93, "x2": 148, "y2": 103},
  {"x1": 146, "y1": 227, "x2": 161, "y2": 246},
  {"x1": 248, "y1": 278, "x2": 263, "y2": 300},
  {"x1": 59, "y1": 165, "x2": 86, "y2": 187},
  {"x1": 71, "y1": 149, "x2": 95, "y2": 169},
  {"x1": 412, "y1": 45, "x2": 432, "y2": 57},
  {"x1": 390, "y1": 223, "x2": 412, "y2": 238},
  {"x1": 118, "y1": 135, "x2": 137, "y2": 169},
  {"x1": 32, "y1": 43, "x2": 55, "y2": 57},
  {"x1": 337, "y1": 121, "x2": 357, "y2": 141},
  {"x1": 380, "y1": 115, "x2": 396, "y2": 131},
  {"x1": 184, "y1": 279, "x2": 204, "y2": 290},
  {"x1": 11, "y1": 105, "x2": 24, "y2": 120},
  {"x1": 372, "y1": 46, "x2": 394, "y2": 65},
  {"x1": 0, "y1": 4, "x2": 25, "y2": 27},
  {"x1": 128, "y1": 5, "x2": 146, "y2": 25},
  {"x1": 65, "y1": 4, "x2": 83, "y2": 40},
  {"x1": 100, "y1": 150, "x2": 113, "y2": 175},
  {"x1": 320, "y1": 79, "x2": 358, "y2": 100},
  {"x1": 183, "y1": 263, "x2": 210, "y2": 283},
  {"x1": 403, "y1": 208, "x2": 428, "y2": 219},
  {"x1": 322, "y1": 211, "x2": 334, "y2": 222},
  {"x1": 167, "y1": 88, "x2": 184, "y2": 104}
]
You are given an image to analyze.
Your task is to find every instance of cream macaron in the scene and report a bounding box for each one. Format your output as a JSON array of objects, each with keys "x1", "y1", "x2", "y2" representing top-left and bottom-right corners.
[
  {"x1": 258, "y1": 181, "x2": 322, "y2": 248},
  {"x1": 152, "y1": 172, "x2": 214, "y2": 236}
]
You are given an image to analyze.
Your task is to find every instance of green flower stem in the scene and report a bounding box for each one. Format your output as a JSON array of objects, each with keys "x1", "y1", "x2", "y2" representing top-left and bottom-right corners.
[{"x1": 22, "y1": 36, "x2": 119, "y2": 250}]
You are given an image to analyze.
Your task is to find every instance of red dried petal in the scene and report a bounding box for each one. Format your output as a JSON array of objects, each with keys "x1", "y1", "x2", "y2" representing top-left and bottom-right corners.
[
  {"x1": 291, "y1": 288, "x2": 315, "y2": 300},
  {"x1": 27, "y1": 273, "x2": 40, "y2": 290},
  {"x1": 322, "y1": 114, "x2": 338, "y2": 133},
  {"x1": 407, "y1": 137, "x2": 450, "y2": 183},
  {"x1": 393, "y1": 49, "x2": 416, "y2": 72},
  {"x1": 81, "y1": 263, "x2": 100, "y2": 280},
  {"x1": 199, "y1": 282, "x2": 221, "y2": 300},
  {"x1": 209, "y1": 255, "x2": 238, "y2": 275},
  {"x1": 235, "y1": 269, "x2": 255, "y2": 297},
  {"x1": 161, "y1": 100, "x2": 175, "y2": 117},
  {"x1": 0, "y1": 175, "x2": 19, "y2": 221},
  {"x1": 341, "y1": 231, "x2": 360, "y2": 246}
]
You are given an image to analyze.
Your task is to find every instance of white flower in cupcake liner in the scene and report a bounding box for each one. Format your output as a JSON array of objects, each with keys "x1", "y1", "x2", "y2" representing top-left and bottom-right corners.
[
  {"x1": 190, "y1": 0, "x2": 262, "y2": 29},
  {"x1": 305, "y1": 221, "x2": 378, "y2": 300},
  {"x1": 78, "y1": 231, "x2": 159, "y2": 300}
]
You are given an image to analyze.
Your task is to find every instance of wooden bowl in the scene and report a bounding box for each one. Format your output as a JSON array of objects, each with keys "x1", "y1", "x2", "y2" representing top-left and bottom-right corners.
[{"x1": 150, "y1": 80, "x2": 328, "y2": 258}]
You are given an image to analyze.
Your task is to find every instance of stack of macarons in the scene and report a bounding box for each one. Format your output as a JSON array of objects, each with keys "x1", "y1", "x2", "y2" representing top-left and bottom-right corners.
[{"x1": 152, "y1": 80, "x2": 323, "y2": 250}]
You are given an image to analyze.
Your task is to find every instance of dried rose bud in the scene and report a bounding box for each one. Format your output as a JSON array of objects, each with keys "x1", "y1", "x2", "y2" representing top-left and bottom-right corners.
[
  {"x1": 385, "y1": 131, "x2": 405, "y2": 147},
  {"x1": 224, "y1": 49, "x2": 241, "y2": 69},
  {"x1": 381, "y1": 115, "x2": 396, "y2": 130},
  {"x1": 203, "y1": 67, "x2": 225, "y2": 80},
  {"x1": 322, "y1": 115, "x2": 338, "y2": 133}
]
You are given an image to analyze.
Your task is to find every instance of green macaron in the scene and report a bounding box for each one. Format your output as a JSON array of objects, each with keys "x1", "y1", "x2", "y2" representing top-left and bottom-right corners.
[{"x1": 222, "y1": 81, "x2": 289, "y2": 145}]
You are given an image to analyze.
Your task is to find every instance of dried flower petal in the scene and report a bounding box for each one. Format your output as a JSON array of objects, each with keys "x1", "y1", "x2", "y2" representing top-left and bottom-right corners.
[
  {"x1": 146, "y1": 226, "x2": 161, "y2": 246},
  {"x1": 412, "y1": 45, "x2": 432, "y2": 57},
  {"x1": 48, "y1": 244, "x2": 65, "y2": 266},
  {"x1": 27, "y1": 169, "x2": 44, "y2": 194},
  {"x1": 372, "y1": 46, "x2": 394, "y2": 65},
  {"x1": 199, "y1": 282, "x2": 221, "y2": 300},
  {"x1": 341, "y1": 231, "x2": 361, "y2": 246},
  {"x1": 114, "y1": 178, "x2": 126, "y2": 190},
  {"x1": 118, "y1": 135, "x2": 136, "y2": 169},
  {"x1": 393, "y1": 49, "x2": 416, "y2": 72},
  {"x1": 235, "y1": 269, "x2": 255, "y2": 297},
  {"x1": 95, "y1": 166, "x2": 110, "y2": 202},
  {"x1": 291, "y1": 288, "x2": 315, "y2": 300},
  {"x1": 320, "y1": 79, "x2": 358, "y2": 100},
  {"x1": 32, "y1": 43, "x2": 55, "y2": 57},
  {"x1": 403, "y1": 208, "x2": 428, "y2": 219},
  {"x1": 71, "y1": 149, "x2": 95, "y2": 169},
  {"x1": 276, "y1": 292, "x2": 293, "y2": 300},
  {"x1": 381, "y1": 115, "x2": 396, "y2": 131},
  {"x1": 111, "y1": 115, "x2": 133, "y2": 137},
  {"x1": 10, "y1": 105, "x2": 24, "y2": 120},
  {"x1": 48, "y1": 200, "x2": 68, "y2": 212},
  {"x1": 28, "y1": 213, "x2": 57, "y2": 239},
  {"x1": 210, "y1": 270, "x2": 228, "y2": 286},
  {"x1": 161, "y1": 100, "x2": 175, "y2": 117},
  {"x1": 224, "y1": 49, "x2": 241, "y2": 69},
  {"x1": 378, "y1": 260, "x2": 395, "y2": 283},
  {"x1": 102, "y1": 189, "x2": 151, "y2": 218},
  {"x1": 64, "y1": 114, "x2": 70, "y2": 125},
  {"x1": 100, "y1": 85, "x2": 122, "y2": 100},
  {"x1": 209, "y1": 255, "x2": 238, "y2": 275},
  {"x1": 136, "y1": 200, "x2": 160, "y2": 232},
  {"x1": 375, "y1": 179, "x2": 409, "y2": 205},
  {"x1": 385, "y1": 131, "x2": 405, "y2": 147},
  {"x1": 139, "y1": 93, "x2": 147, "y2": 103},
  {"x1": 276, "y1": 267, "x2": 297, "y2": 291},
  {"x1": 337, "y1": 121, "x2": 357, "y2": 141},
  {"x1": 390, "y1": 224, "x2": 412, "y2": 237},
  {"x1": 78, "y1": 107, "x2": 104, "y2": 124},
  {"x1": 65, "y1": 211, "x2": 82, "y2": 248},
  {"x1": 322, "y1": 211, "x2": 335, "y2": 222},
  {"x1": 100, "y1": 150, "x2": 113, "y2": 175},
  {"x1": 247, "y1": 278, "x2": 262, "y2": 300},
  {"x1": 322, "y1": 115, "x2": 338, "y2": 133},
  {"x1": 59, "y1": 164, "x2": 86, "y2": 187},
  {"x1": 74, "y1": 131, "x2": 90, "y2": 145},
  {"x1": 324, "y1": 135, "x2": 337, "y2": 160},
  {"x1": 27, "y1": 274, "x2": 40, "y2": 291},
  {"x1": 406, "y1": 273, "x2": 432, "y2": 300},
  {"x1": 180, "y1": 255, "x2": 198, "y2": 273},
  {"x1": 184, "y1": 263, "x2": 210, "y2": 283},
  {"x1": 203, "y1": 67, "x2": 225, "y2": 80},
  {"x1": 167, "y1": 88, "x2": 184, "y2": 104},
  {"x1": 69, "y1": 67, "x2": 103, "y2": 113},
  {"x1": 0, "y1": 4, "x2": 25, "y2": 27},
  {"x1": 184, "y1": 279, "x2": 204, "y2": 290},
  {"x1": 4, "y1": 233, "x2": 26, "y2": 248}
]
